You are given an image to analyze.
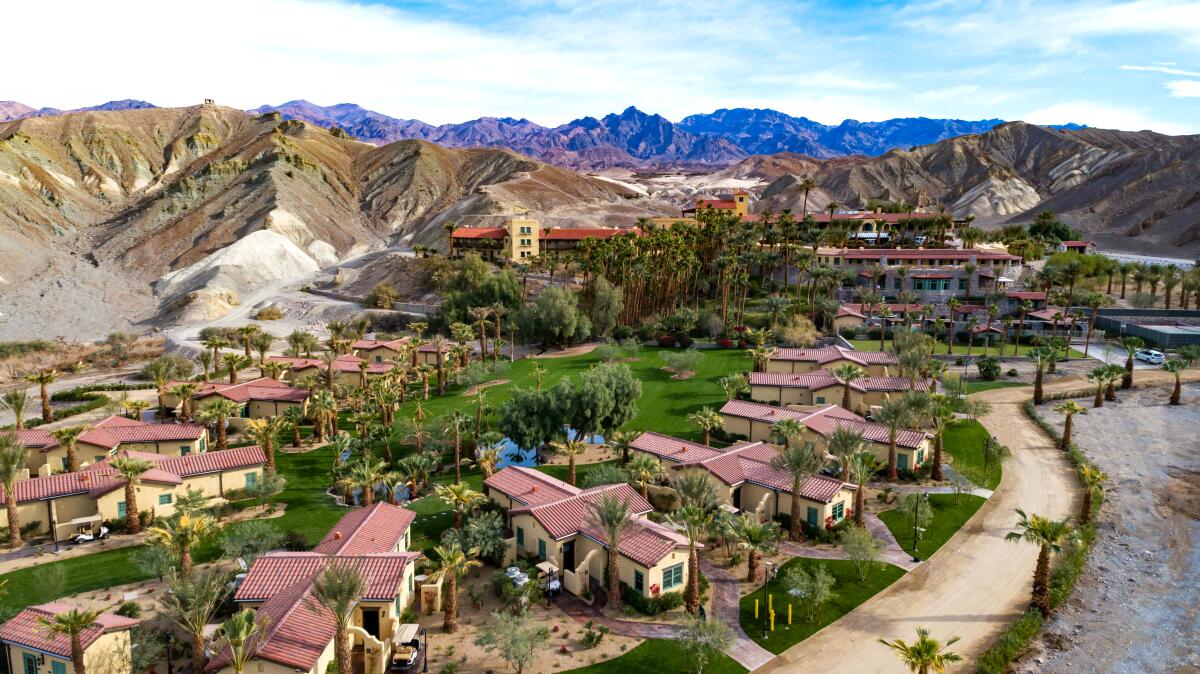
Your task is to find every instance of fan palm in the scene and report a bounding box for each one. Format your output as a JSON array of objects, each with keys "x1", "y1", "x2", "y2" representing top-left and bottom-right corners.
[
  {"x1": 168, "y1": 382, "x2": 199, "y2": 420},
  {"x1": 607, "y1": 430, "x2": 638, "y2": 465},
  {"x1": 770, "y1": 417, "x2": 805, "y2": 449},
  {"x1": 148, "y1": 513, "x2": 220, "y2": 576},
  {"x1": 443, "y1": 410, "x2": 471, "y2": 484},
  {"x1": 845, "y1": 450, "x2": 879, "y2": 526},
  {"x1": 1078, "y1": 465, "x2": 1108, "y2": 525},
  {"x1": 626, "y1": 454, "x2": 664, "y2": 501},
  {"x1": 109, "y1": 454, "x2": 155, "y2": 533},
  {"x1": 1053, "y1": 400, "x2": 1086, "y2": 451},
  {"x1": 1005, "y1": 508, "x2": 1073, "y2": 616},
  {"x1": 307, "y1": 561, "x2": 366, "y2": 674},
  {"x1": 222, "y1": 353, "x2": 251, "y2": 385},
  {"x1": 1028, "y1": 346, "x2": 1056, "y2": 405},
  {"x1": 426, "y1": 541, "x2": 481, "y2": 632},
  {"x1": 550, "y1": 437, "x2": 589, "y2": 487},
  {"x1": 924, "y1": 394, "x2": 959, "y2": 481},
  {"x1": 281, "y1": 405, "x2": 306, "y2": 447},
  {"x1": 770, "y1": 441, "x2": 825, "y2": 541},
  {"x1": 0, "y1": 389, "x2": 29, "y2": 430},
  {"x1": 586, "y1": 492, "x2": 631, "y2": 610},
  {"x1": 434, "y1": 482, "x2": 485, "y2": 529},
  {"x1": 1164, "y1": 359, "x2": 1186, "y2": 405},
  {"x1": 212, "y1": 608, "x2": 268, "y2": 674},
  {"x1": 25, "y1": 369, "x2": 58, "y2": 423},
  {"x1": 687, "y1": 407, "x2": 724, "y2": 446},
  {"x1": 245, "y1": 416, "x2": 286, "y2": 471},
  {"x1": 49, "y1": 425, "x2": 89, "y2": 473},
  {"x1": 196, "y1": 398, "x2": 241, "y2": 451},
  {"x1": 878, "y1": 627, "x2": 962, "y2": 674},
  {"x1": 36, "y1": 608, "x2": 101, "y2": 674},
  {"x1": 347, "y1": 459, "x2": 388, "y2": 507},
  {"x1": 734, "y1": 516, "x2": 780, "y2": 582},
  {"x1": 0, "y1": 433, "x2": 28, "y2": 547},
  {"x1": 875, "y1": 398, "x2": 915, "y2": 481},
  {"x1": 827, "y1": 425, "x2": 867, "y2": 481},
  {"x1": 161, "y1": 569, "x2": 229, "y2": 669},
  {"x1": 830, "y1": 364, "x2": 865, "y2": 411}
]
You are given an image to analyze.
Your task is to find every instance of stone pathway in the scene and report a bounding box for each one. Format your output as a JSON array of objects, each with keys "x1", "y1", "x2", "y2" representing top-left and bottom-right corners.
[{"x1": 776, "y1": 512, "x2": 922, "y2": 573}]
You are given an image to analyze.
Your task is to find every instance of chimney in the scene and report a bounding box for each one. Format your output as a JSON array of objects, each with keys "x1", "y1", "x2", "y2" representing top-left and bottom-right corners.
[{"x1": 334, "y1": 531, "x2": 342, "y2": 540}]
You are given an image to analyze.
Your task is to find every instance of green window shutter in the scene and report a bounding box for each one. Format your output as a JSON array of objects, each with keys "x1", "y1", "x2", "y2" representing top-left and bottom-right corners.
[
  {"x1": 52, "y1": 661, "x2": 66, "y2": 674},
  {"x1": 117, "y1": 501, "x2": 127, "y2": 518},
  {"x1": 537, "y1": 539, "x2": 547, "y2": 561},
  {"x1": 516, "y1": 527, "x2": 524, "y2": 546},
  {"x1": 159, "y1": 493, "x2": 173, "y2": 505},
  {"x1": 245, "y1": 472, "x2": 257, "y2": 488},
  {"x1": 634, "y1": 570, "x2": 644, "y2": 593}
]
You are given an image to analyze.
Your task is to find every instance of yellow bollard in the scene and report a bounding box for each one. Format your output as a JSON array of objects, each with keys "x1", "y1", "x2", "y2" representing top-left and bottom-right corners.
[
  {"x1": 788, "y1": 604, "x2": 792, "y2": 625},
  {"x1": 770, "y1": 609, "x2": 775, "y2": 632},
  {"x1": 754, "y1": 598, "x2": 759, "y2": 619},
  {"x1": 769, "y1": 593, "x2": 773, "y2": 613}
]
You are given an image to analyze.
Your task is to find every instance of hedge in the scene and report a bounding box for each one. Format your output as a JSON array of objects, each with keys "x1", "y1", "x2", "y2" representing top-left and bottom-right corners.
[{"x1": 2, "y1": 383, "x2": 155, "y2": 430}]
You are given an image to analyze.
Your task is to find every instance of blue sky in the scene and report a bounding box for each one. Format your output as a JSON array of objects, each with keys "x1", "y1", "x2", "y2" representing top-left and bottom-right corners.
[{"x1": 7, "y1": 0, "x2": 1199, "y2": 133}]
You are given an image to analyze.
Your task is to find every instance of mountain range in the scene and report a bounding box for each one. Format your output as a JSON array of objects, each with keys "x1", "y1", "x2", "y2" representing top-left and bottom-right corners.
[{"x1": 2, "y1": 98, "x2": 1084, "y2": 169}]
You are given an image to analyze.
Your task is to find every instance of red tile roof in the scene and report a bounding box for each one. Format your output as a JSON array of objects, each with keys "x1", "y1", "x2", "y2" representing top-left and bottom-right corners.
[
  {"x1": 511, "y1": 483, "x2": 651, "y2": 540},
  {"x1": 0, "y1": 602, "x2": 137, "y2": 658},
  {"x1": 806, "y1": 212, "x2": 944, "y2": 223},
  {"x1": 450, "y1": 227, "x2": 506, "y2": 239},
  {"x1": 189, "y1": 377, "x2": 309, "y2": 403},
  {"x1": 718, "y1": 400, "x2": 861, "y2": 426},
  {"x1": 629, "y1": 432, "x2": 725, "y2": 463},
  {"x1": 579, "y1": 515, "x2": 691, "y2": 567},
  {"x1": 1060, "y1": 241, "x2": 1093, "y2": 247},
  {"x1": 157, "y1": 445, "x2": 267, "y2": 477},
  {"x1": 210, "y1": 580, "x2": 332, "y2": 672},
  {"x1": 483, "y1": 466, "x2": 580, "y2": 507},
  {"x1": 234, "y1": 552, "x2": 420, "y2": 602},
  {"x1": 771, "y1": 346, "x2": 897, "y2": 366},
  {"x1": 1029, "y1": 306, "x2": 1069, "y2": 322},
  {"x1": 352, "y1": 338, "x2": 443, "y2": 354},
  {"x1": 696, "y1": 199, "x2": 738, "y2": 210},
  {"x1": 542, "y1": 228, "x2": 627, "y2": 241},
  {"x1": 856, "y1": 376, "x2": 930, "y2": 392},
  {"x1": 67, "y1": 416, "x2": 205, "y2": 451},
  {"x1": 801, "y1": 411, "x2": 930, "y2": 449},
  {"x1": 15, "y1": 429, "x2": 57, "y2": 451},
  {"x1": 674, "y1": 442, "x2": 853, "y2": 503},
  {"x1": 836, "y1": 303, "x2": 924, "y2": 320},
  {"x1": 312, "y1": 502, "x2": 416, "y2": 555},
  {"x1": 271, "y1": 354, "x2": 392, "y2": 374},
  {"x1": 1006, "y1": 291, "x2": 1047, "y2": 301},
  {"x1": 750, "y1": 370, "x2": 927, "y2": 393}
]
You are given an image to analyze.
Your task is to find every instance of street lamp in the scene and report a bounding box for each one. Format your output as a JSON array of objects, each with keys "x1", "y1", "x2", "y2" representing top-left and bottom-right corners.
[
  {"x1": 759, "y1": 561, "x2": 775, "y2": 639},
  {"x1": 421, "y1": 627, "x2": 429, "y2": 673},
  {"x1": 911, "y1": 491, "x2": 929, "y2": 563}
]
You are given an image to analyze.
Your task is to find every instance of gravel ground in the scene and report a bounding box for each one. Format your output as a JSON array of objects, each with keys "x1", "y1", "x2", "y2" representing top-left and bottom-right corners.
[{"x1": 1021, "y1": 383, "x2": 1200, "y2": 673}]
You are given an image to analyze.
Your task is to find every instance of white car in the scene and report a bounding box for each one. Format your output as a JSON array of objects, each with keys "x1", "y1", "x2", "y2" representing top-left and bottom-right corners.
[{"x1": 1134, "y1": 349, "x2": 1165, "y2": 364}]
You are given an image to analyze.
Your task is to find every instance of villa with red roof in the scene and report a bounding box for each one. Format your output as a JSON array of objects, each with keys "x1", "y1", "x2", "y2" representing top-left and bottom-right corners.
[
  {"x1": 1, "y1": 602, "x2": 138, "y2": 674},
  {"x1": 766, "y1": 346, "x2": 898, "y2": 376},
  {"x1": 213, "y1": 503, "x2": 421, "y2": 674},
  {"x1": 0, "y1": 446, "x2": 266, "y2": 542},
  {"x1": 749, "y1": 369, "x2": 930, "y2": 413},
  {"x1": 267, "y1": 354, "x2": 393, "y2": 388},
  {"x1": 17, "y1": 415, "x2": 208, "y2": 476},
  {"x1": 815, "y1": 246, "x2": 1023, "y2": 300},
  {"x1": 1055, "y1": 240, "x2": 1096, "y2": 254},
  {"x1": 831, "y1": 303, "x2": 927, "y2": 332},
  {"x1": 162, "y1": 377, "x2": 310, "y2": 421},
  {"x1": 718, "y1": 400, "x2": 931, "y2": 471},
  {"x1": 351, "y1": 337, "x2": 447, "y2": 367},
  {"x1": 671, "y1": 440, "x2": 857, "y2": 529},
  {"x1": 486, "y1": 467, "x2": 692, "y2": 601}
]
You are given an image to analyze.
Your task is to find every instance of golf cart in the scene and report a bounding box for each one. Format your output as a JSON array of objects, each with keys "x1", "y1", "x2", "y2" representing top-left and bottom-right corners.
[
  {"x1": 389, "y1": 624, "x2": 422, "y2": 672},
  {"x1": 70, "y1": 524, "x2": 110, "y2": 544}
]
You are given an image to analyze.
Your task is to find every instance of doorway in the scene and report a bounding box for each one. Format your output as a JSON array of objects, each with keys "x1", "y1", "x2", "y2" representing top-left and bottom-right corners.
[
  {"x1": 360, "y1": 608, "x2": 380, "y2": 639},
  {"x1": 562, "y1": 540, "x2": 576, "y2": 570}
]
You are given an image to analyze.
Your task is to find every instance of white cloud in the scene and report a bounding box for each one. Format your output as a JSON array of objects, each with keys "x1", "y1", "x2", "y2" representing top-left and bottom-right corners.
[
  {"x1": 1121, "y1": 64, "x2": 1200, "y2": 77},
  {"x1": 1166, "y1": 80, "x2": 1200, "y2": 96},
  {"x1": 1022, "y1": 101, "x2": 1195, "y2": 134}
]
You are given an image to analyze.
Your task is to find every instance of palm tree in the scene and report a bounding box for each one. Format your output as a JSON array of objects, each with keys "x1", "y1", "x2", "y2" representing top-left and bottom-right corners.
[
  {"x1": 196, "y1": 350, "x2": 214, "y2": 383},
  {"x1": 875, "y1": 398, "x2": 914, "y2": 481},
  {"x1": 687, "y1": 407, "x2": 723, "y2": 446},
  {"x1": 608, "y1": 430, "x2": 638, "y2": 466},
  {"x1": 396, "y1": 453, "x2": 437, "y2": 499},
  {"x1": 223, "y1": 353, "x2": 251, "y2": 385},
  {"x1": 0, "y1": 433, "x2": 28, "y2": 547},
  {"x1": 25, "y1": 370, "x2": 57, "y2": 423},
  {"x1": 197, "y1": 399, "x2": 241, "y2": 451},
  {"x1": 212, "y1": 609, "x2": 267, "y2": 674},
  {"x1": 282, "y1": 405, "x2": 306, "y2": 447},
  {"x1": 550, "y1": 437, "x2": 589, "y2": 487},
  {"x1": 1086, "y1": 367, "x2": 1114, "y2": 408},
  {"x1": 1118, "y1": 336, "x2": 1144, "y2": 389},
  {"x1": 846, "y1": 450, "x2": 879, "y2": 527},
  {"x1": 36, "y1": 608, "x2": 102, "y2": 674},
  {"x1": 148, "y1": 513, "x2": 220, "y2": 576},
  {"x1": 49, "y1": 425, "x2": 89, "y2": 473},
  {"x1": 1164, "y1": 359, "x2": 1186, "y2": 405},
  {"x1": 770, "y1": 417, "x2": 806, "y2": 450},
  {"x1": 162, "y1": 569, "x2": 229, "y2": 670},
  {"x1": 346, "y1": 458, "x2": 388, "y2": 506},
  {"x1": 626, "y1": 454, "x2": 664, "y2": 501},
  {"x1": 245, "y1": 416, "x2": 286, "y2": 471},
  {"x1": 308, "y1": 390, "x2": 339, "y2": 444},
  {"x1": 878, "y1": 627, "x2": 962, "y2": 674},
  {"x1": 770, "y1": 441, "x2": 825, "y2": 541},
  {"x1": 586, "y1": 492, "x2": 631, "y2": 609},
  {"x1": 168, "y1": 382, "x2": 199, "y2": 420},
  {"x1": 1005, "y1": 508, "x2": 1073, "y2": 616},
  {"x1": 0, "y1": 389, "x2": 29, "y2": 430},
  {"x1": 1029, "y1": 346, "x2": 1055, "y2": 405},
  {"x1": 110, "y1": 454, "x2": 155, "y2": 533},
  {"x1": 126, "y1": 399, "x2": 151, "y2": 422},
  {"x1": 426, "y1": 541, "x2": 481, "y2": 633},
  {"x1": 1078, "y1": 465, "x2": 1108, "y2": 526},
  {"x1": 469, "y1": 306, "x2": 493, "y2": 361},
  {"x1": 443, "y1": 410, "x2": 471, "y2": 484},
  {"x1": 827, "y1": 426, "x2": 867, "y2": 481},
  {"x1": 307, "y1": 560, "x2": 366, "y2": 674},
  {"x1": 830, "y1": 364, "x2": 865, "y2": 411},
  {"x1": 434, "y1": 482, "x2": 485, "y2": 529},
  {"x1": 735, "y1": 516, "x2": 780, "y2": 582},
  {"x1": 144, "y1": 358, "x2": 175, "y2": 417}
]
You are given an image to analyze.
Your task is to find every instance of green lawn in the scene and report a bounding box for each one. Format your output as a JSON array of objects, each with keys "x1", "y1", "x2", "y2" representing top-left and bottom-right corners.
[
  {"x1": 941, "y1": 419, "x2": 1002, "y2": 489},
  {"x1": 738, "y1": 558, "x2": 905, "y2": 654},
  {"x1": 963, "y1": 380, "x2": 1027, "y2": 394},
  {"x1": 844, "y1": 339, "x2": 1086, "y2": 359},
  {"x1": 562, "y1": 639, "x2": 747, "y2": 674},
  {"x1": 878, "y1": 493, "x2": 986, "y2": 560}
]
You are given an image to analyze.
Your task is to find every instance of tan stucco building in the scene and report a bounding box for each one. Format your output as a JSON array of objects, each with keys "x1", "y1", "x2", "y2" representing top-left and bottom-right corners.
[
  {"x1": 17, "y1": 417, "x2": 208, "y2": 476},
  {"x1": 765, "y1": 346, "x2": 898, "y2": 376},
  {"x1": 1, "y1": 602, "x2": 137, "y2": 674},
  {"x1": 749, "y1": 370, "x2": 930, "y2": 414}
]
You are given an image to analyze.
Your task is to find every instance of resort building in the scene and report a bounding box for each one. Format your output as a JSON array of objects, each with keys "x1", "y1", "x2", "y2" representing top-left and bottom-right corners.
[
  {"x1": 748, "y1": 370, "x2": 930, "y2": 413},
  {"x1": 267, "y1": 355, "x2": 393, "y2": 388},
  {"x1": 816, "y1": 247, "x2": 1023, "y2": 300},
  {"x1": 447, "y1": 217, "x2": 631, "y2": 261},
  {"x1": 485, "y1": 469, "x2": 692, "y2": 601},
  {"x1": 718, "y1": 400, "x2": 931, "y2": 471},
  {"x1": 670, "y1": 441, "x2": 856, "y2": 529},
  {"x1": 352, "y1": 338, "x2": 447, "y2": 366},
  {"x1": 628, "y1": 432, "x2": 725, "y2": 466},
  {"x1": 0, "y1": 446, "x2": 266, "y2": 543},
  {"x1": 1, "y1": 602, "x2": 138, "y2": 674},
  {"x1": 802, "y1": 210, "x2": 964, "y2": 244},
  {"x1": 164, "y1": 377, "x2": 310, "y2": 420},
  {"x1": 765, "y1": 346, "x2": 898, "y2": 376},
  {"x1": 1055, "y1": 240, "x2": 1096, "y2": 254},
  {"x1": 831, "y1": 303, "x2": 926, "y2": 332},
  {"x1": 17, "y1": 416, "x2": 208, "y2": 476},
  {"x1": 216, "y1": 503, "x2": 421, "y2": 674}
]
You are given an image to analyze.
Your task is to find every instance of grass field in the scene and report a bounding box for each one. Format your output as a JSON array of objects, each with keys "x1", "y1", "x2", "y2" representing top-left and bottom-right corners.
[
  {"x1": 878, "y1": 493, "x2": 987, "y2": 560},
  {"x1": 941, "y1": 418, "x2": 1002, "y2": 489},
  {"x1": 845, "y1": 339, "x2": 1086, "y2": 359},
  {"x1": 738, "y1": 558, "x2": 906, "y2": 654},
  {"x1": 963, "y1": 380, "x2": 1027, "y2": 394},
  {"x1": 562, "y1": 638, "x2": 747, "y2": 674}
]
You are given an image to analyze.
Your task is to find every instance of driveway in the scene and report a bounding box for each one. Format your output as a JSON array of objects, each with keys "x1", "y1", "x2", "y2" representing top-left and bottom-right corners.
[{"x1": 758, "y1": 378, "x2": 1084, "y2": 672}]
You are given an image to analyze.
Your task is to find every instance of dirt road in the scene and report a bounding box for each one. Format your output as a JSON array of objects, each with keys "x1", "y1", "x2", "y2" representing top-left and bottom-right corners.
[{"x1": 758, "y1": 378, "x2": 1090, "y2": 672}]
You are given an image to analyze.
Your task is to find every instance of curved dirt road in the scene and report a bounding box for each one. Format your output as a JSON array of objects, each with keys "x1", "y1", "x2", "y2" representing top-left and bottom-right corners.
[{"x1": 759, "y1": 378, "x2": 1088, "y2": 672}]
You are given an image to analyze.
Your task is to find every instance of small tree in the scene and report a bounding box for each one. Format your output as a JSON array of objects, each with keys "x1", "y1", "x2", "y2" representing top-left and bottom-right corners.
[
  {"x1": 1054, "y1": 400, "x2": 1086, "y2": 450},
  {"x1": 220, "y1": 520, "x2": 284, "y2": 567},
  {"x1": 1005, "y1": 508, "x2": 1073, "y2": 616},
  {"x1": 247, "y1": 469, "x2": 286, "y2": 510},
  {"x1": 365, "y1": 283, "x2": 400, "y2": 309},
  {"x1": 473, "y1": 610, "x2": 551, "y2": 674},
  {"x1": 680, "y1": 616, "x2": 735, "y2": 674},
  {"x1": 160, "y1": 570, "x2": 229, "y2": 670},
  {"x1": 898, "y1": 493, "x2": 933, "y2": 551},
  {"x1": 839, "y1": 525, "x2": 883, "y2": 580},
  {"x1": 426, "y1": 541, "x2": 481, "y2": 632},
  {"x1": 781, "y1": 563, "x2": 836, "y2": 623},
  {"x1": 212, "y1": 609, "x2": 269, "y2": 674},
  {"x1": 879, "y1": 627, "x2": 962, "y2": 674}
]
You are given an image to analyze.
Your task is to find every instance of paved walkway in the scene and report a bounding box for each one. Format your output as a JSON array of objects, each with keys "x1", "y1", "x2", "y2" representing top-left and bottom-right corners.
[{"x1": 777, "y1": 512, "x2": 922, "y2": 572}]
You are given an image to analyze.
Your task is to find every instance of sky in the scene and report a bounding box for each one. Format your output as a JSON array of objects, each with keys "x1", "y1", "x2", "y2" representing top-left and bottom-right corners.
[{"x1": 6, "y1": 0, "x2": 1200, "y2": 134}]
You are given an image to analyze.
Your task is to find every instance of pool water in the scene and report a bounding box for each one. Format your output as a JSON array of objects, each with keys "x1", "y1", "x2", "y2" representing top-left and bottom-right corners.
[{"x1": 491, "y1": 427, "x2": 605, "y2": 469}]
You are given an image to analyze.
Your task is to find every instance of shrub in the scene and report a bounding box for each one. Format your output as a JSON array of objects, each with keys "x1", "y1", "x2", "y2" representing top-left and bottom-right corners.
[
  {"x1": 282, "y1": 530, "x2": 309, "y2": 551},
  {"x1": 1006, "y1": 368, "x2": 1019, "y2": 377},
  {"x1": 580, "y1": 620, "x2": 609, "y2": 649},
  {"x1": 976, "y1": 356, "x2": 1001, "y2": 381},
  {"x1": 252, "y1": 306, "x2": 284, "y2": 320},
  {"x1": 838, "y1": 327, "x2": 860, "y2": 339},
  {"x1": 115, "y1": 601, "x2": 143, "y2": 619},
  {"x1": 650, "y1": 491, "x2": 679, "y2": 513},
  {"x1": 620, "y1": 584, "x2": 684, "y2": 615},
  {"x1": 661, "y1": 349, "x2": 702, "y2": 374},
  {"x1": 656, "y1": 334, "x2": 677, "y2": 348},
  {"x1": 716, "y1": 337, "x2": 734, "y2": 348},
  {"x1": 612, "y1": 325, "x2": 635, "y2": 341},
  {"x1": 976, "y1": 609, "x2": 1044, "y2": 674},
  {"x1": 365, "y1": 283, "x2": 400, "y2": 309}
]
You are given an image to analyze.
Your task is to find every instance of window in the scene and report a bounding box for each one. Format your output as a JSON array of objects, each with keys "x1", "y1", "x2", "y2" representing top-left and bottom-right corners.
[
  {"x1": 159, "y1": 493, "x2": 173, "y2": 505},
  {"x1": 916, "y1": 449, "x2": 925, "y2": 465},
  {"x1": 245, "y1": 472, "x2": 258, "y2": 488},
  {"x1": 832, "y1": 502, "x2": 845, "y2": 520},
  {"x1": 51, "y1": 661, "x2": 66, "y2": 674},
  {"x1": 537, "y1": 539, "x2": 547, "y2": 561},
  {"x1": 958, "y1": 278, "x2": 968, "y2": 291},
  {"x1": 807, "y1": 507, "x2": 819, "y2": 527},
  {"x1": 117, "y1": 501, "x2": 127, "y2": 518},
  {"x1": 634, "y1": 570, "x2": 644, "y2": 593},
  {"x1": 23, "y1": 653, "x2": 37, "y2": 674},
  {"x1": 200, "y1": 436, "x2": 207, "y2": 451},
  {"x1": 516, "y1": 527, "x2": 524, "y2": 546},
  {"x1": 815, "y1": 396, "x2": 826, "y2": 404},
  {"x1": 61, "y1": 457, "x2": 69, "y2": 471},
  {"x1": 662, "y1": 563, "x2": 684, "y2": 590},
  {"x1": 95, "y1": 455, "x2": 107, "y2": 463},
  {"x1": 180, "y1": 444, "x2": 191, "y2": 456},
  {"x1": 375, "y1": 356, "x2": 382, "y2": 363}
]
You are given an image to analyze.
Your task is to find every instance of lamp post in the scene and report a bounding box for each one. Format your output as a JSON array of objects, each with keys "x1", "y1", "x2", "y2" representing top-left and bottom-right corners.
[
  {"x1": 759, "y1": 561, "x2": 774, "y2": 639},
  {"x1": 421, "y1": 627, "x2": 429, "y2": 673},
  {"x1": 911, "y1": 491, "x2": 929, "y2": 563}
]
